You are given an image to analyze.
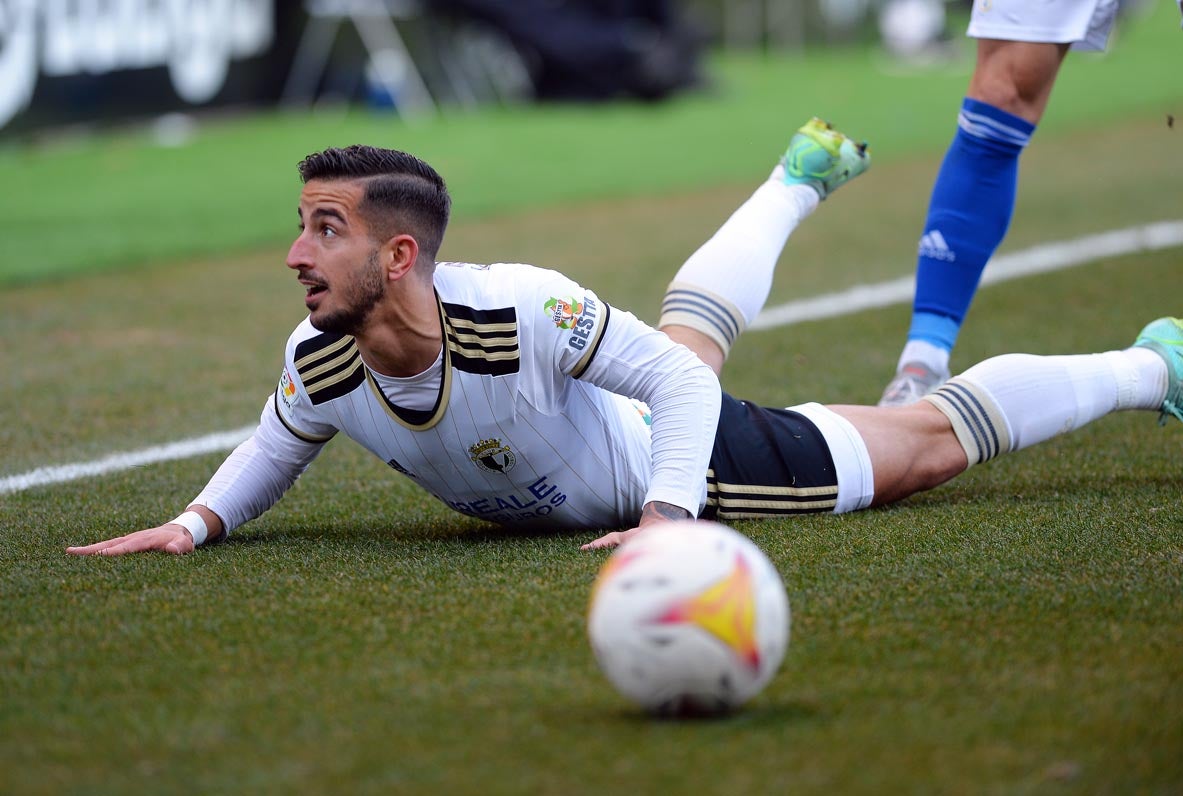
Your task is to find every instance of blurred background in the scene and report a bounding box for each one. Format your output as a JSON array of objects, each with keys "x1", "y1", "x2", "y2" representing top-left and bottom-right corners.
[
  {"x1": 1, "y1": 0, "x2": 1176, "y2": 289},
  {"x1": 1, "y1": 0, "x2": 979, "y2": 137},
  {"x1": 1, "y1": 0, "x2": 1175, "y2": 290}
]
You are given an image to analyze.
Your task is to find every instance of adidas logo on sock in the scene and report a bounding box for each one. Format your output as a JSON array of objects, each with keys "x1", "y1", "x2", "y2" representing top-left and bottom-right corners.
[{"x1": 918, "y1": 230, "x2": 956, "y2": 262}]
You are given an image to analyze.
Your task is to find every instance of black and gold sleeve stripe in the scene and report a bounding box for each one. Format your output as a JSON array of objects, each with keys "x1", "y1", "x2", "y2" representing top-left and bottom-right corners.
[
  {"x1": 294, "y1": 332, "x2": 365, "y2": 405},
  {"x1": 442, "y1": 300, "x2": 520, "y2": 376}
]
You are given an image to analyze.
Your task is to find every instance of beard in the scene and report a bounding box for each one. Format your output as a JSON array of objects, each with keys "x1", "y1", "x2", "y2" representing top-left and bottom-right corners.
[{"x1": 311, "y1": 249, "x2": 385, "y2": 336}]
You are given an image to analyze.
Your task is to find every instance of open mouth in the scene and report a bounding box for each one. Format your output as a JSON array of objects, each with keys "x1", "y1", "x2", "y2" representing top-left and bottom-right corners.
[{"x1": 300, "y1": 280, "x2": 328, "y2": 302}]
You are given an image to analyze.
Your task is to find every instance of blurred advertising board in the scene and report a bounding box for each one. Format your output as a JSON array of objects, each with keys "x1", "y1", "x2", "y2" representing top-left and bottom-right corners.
[{"x1": 0, "y1": 0, "x2": 287, "y2": 134}]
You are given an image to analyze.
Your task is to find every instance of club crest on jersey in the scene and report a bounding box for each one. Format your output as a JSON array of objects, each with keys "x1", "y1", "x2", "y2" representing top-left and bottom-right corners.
[
  {"x1": 469, "y1": 438, "x2": 517, "y2": 474},
  {"x1": 278, "y1": 367, "x2": 298, "y2": 410},
  {"x1": 544, "y1": 296, "x2": 583, "y2": 330}
]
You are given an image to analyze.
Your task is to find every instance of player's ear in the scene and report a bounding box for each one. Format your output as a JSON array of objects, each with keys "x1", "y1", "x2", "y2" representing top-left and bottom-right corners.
[{"x1": 383, "y1": 234, "x2": 419, "y2": 281}]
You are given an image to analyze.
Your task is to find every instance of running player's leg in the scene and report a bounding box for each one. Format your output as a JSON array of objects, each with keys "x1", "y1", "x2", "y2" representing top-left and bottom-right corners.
[
  {"x1": 878, "y1": 41, "x2": 1060, "y2": 405},
  {"x1": 660, "y1": 118, "x2": 870, "y2": 374},
  {"x1": 879, "y1": 0, "x2": 1118, "y2": 406},
  {"x1": 847, "y1": 318, "x2": 1179, "y2": 505}
]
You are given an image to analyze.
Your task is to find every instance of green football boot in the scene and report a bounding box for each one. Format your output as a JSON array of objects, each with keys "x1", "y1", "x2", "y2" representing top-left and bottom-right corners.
[
  {"x1": 1133, "y1": 316, "x2": 1183, "y2": 425},
  {"x1": 781, "y1": 117, "x2": 871, "y2": 200}
]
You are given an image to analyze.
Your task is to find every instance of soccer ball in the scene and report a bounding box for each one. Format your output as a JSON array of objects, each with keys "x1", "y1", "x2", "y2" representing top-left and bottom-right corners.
[{"x1": 587, "y1": 520, "x2": 790, "y2": 716}]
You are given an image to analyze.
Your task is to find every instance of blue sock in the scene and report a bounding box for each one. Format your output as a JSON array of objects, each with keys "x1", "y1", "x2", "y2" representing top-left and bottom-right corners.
[{"x1": 908, "y1": 98, "x2": 1036, "y2": 352}]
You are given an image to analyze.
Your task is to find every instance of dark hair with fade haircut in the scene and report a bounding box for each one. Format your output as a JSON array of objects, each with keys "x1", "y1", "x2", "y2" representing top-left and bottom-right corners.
[{"x1": 297, "y1": 145, "x2": 452, "y2": 259}]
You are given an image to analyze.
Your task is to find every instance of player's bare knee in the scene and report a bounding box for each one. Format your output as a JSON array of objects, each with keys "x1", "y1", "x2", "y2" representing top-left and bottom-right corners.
[
  {"x1": 872, "y1": 405, "x2": 968, "y2": 504},
  {"x1": 970, "y1": 41, "x2": 1066, "y2": 121},
  {"x1": 658, "y1": 283, "x2": 745, "y2": 374},
  {"x1": 968, "y1": 73, "x2": 1040, "y2": 119},
  {"x1": 911, "y1": 427, "x2": 971, "y2": 489},
  {"x1": 661, "y1": 324, "x2": 726, "y2": 375}
]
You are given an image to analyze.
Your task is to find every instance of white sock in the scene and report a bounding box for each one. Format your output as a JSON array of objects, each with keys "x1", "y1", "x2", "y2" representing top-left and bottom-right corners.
[
  {"x1": 667, "y1": 177, "x2": 819, "y2": 328},
  {"x1": 956, "y1": 347, "x2": 1167, "y2": 453}
]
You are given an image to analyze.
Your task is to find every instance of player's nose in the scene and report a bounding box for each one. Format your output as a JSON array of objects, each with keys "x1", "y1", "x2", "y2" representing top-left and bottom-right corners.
[{"x1": 286, "y1": 232, "x2": 313, "y2": 270}]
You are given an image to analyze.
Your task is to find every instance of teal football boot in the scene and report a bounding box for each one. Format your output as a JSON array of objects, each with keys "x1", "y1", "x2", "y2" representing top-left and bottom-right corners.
[
  {"x1": 1133, "y1": 316, "x2": 1183, "y2": 425},
  {"x1": 781, "y1": 117, "x2": 871, "y2": 200}
]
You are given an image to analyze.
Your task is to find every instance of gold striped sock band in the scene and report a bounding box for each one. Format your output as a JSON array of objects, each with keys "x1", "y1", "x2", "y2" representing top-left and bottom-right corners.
[
  {"x1": 923, "y1": 377, "x2": 1012, "y2": 465},
  {"x1": 658, "y1": 282, "x2": 747, "y2": 358}
]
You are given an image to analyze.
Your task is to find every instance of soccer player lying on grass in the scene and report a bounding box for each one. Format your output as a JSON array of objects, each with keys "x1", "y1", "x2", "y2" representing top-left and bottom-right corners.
[{"x1": 68, "y1": 119, "x2": 1182, "y2": 557}]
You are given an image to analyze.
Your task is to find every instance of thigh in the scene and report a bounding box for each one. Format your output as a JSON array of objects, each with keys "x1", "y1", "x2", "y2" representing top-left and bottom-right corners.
[
  {"x1": 968, "y1": 39, "x2": 1070, "y2": 122},
  {"x1": 826, "y1": 402, "x2": 968, "y2": 507}
]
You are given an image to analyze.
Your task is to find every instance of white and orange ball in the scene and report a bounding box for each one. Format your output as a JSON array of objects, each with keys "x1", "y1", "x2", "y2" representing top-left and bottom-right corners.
[{"x1": 587, "y1": 521, "x2": 790, "y2": 716}]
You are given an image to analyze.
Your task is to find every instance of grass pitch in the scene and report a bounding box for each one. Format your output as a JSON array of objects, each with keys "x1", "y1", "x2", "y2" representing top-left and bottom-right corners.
[
  {"x1": 4, "y1": 264, "x2": 1181, "y2": 794},
  {"x1": 3, "y1": 4, "x2": 1183, "y2": 792}
]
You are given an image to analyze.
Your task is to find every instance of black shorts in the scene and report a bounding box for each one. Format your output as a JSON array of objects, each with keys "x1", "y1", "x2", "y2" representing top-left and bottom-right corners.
[{"x1": 701, "y1": 393, "x2": 841, "y2": 521}]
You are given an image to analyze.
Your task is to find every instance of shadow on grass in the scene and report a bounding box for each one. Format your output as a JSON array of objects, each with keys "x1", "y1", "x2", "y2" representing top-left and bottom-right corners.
[
  {"x1": 870, "y1": 465, "x2": 1180, "y2": 513},
  {"x1": 211, "y1": 459, "x2": 1182, "y2": 556},
  {"x1": 573, "y1": 696, "x2": 824, "y2": 729},
  {"x1": 224, "y1": 517, "x2": 601, "y2": 550}
]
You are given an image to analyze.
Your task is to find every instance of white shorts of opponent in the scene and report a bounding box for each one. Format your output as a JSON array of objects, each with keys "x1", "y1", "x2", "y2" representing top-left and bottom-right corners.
[{"x1": 967, "y1": 0, "x2": 1119, "y2": 51}]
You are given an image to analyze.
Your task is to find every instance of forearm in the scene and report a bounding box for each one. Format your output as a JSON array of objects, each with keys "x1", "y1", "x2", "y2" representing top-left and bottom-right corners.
[
  {"x1": 579, "y1": 311, "x2": 721, "y2": 516},
  {"x1": 191, "y1": 433, "x2": 314, "y2": 538},
  {"x1": 639, "y1": 501, "x2": 693, "y2": 525},
  {"x1": 185, "y1": 403, "x2": 324, "y2": 542},
  {"x1": 641, "y1": 364, "x2": 720, "y2": 515},
  {"x1": 67, "y1": 400, "x2": 325, "y2": 558},
  {"x1": 624, "y1": 341, "x2": 720, "y2": 515}
]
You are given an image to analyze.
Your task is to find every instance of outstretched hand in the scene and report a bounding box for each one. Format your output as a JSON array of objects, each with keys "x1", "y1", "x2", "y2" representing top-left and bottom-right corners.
[
  {"x1": 67, "y1": 524, "x2": 195, "y2": 557},
  {"x1": 580, "y1": 500, "x2": 694, "y2": 551},
  {"x1": 581, "y1": 526, "x2": 645, "y2": 551}
]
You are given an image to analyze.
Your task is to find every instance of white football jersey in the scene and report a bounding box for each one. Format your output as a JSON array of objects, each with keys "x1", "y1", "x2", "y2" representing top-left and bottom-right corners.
[{"x1": 218, "y1": 261, "x2": 719, "y2": 533}]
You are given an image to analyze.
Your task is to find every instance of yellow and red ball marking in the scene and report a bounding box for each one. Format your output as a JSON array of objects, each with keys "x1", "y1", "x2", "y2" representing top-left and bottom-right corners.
[{"x1": 653, "y1": 554, "x2": 760, "y2": 672}]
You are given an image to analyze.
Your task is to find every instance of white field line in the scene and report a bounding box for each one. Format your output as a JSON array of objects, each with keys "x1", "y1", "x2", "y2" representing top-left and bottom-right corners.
[
  {"x1": 0, "y1": 427, "x2": 255, "y2": 496},
  {"x1": 4, "y1": 220, "x2": 1182, "y2": 497},
  {"x1": 750, "y1": 220, "x2": 1183, "y2": 330}
]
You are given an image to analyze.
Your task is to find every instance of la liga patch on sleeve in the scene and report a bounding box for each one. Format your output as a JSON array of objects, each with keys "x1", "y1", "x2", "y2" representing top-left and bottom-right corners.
[{"x1": 278, "y1": 366, "x2": 298, "y2": 410}]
